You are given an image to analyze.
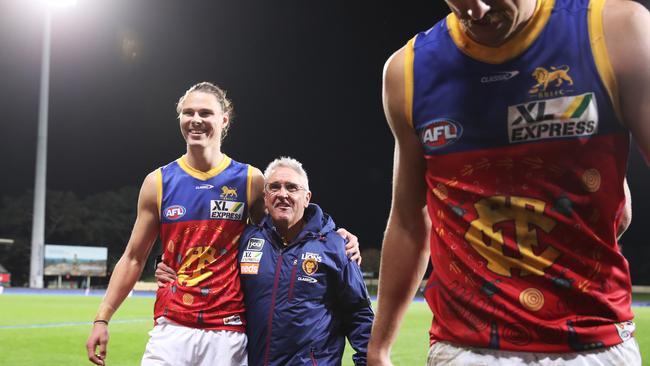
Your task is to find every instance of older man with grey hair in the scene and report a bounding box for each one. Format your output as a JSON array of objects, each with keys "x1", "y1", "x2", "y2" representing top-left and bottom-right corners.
[{"x1": 239, "y1": 156, "x2": 374, "y2": 366}]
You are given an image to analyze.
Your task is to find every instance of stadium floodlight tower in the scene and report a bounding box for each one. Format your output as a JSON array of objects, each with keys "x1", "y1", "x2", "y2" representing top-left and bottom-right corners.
[{"x1": 29, "y1": 0, "x2": 77, "y2": 289}]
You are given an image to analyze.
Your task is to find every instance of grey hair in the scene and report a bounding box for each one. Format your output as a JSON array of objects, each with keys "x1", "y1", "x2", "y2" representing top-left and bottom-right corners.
[{"x1": 263, "y1": 156, "x2": 309, "y2": 190}]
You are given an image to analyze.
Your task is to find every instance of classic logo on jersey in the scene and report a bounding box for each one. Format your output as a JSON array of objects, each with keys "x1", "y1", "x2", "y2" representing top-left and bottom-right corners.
[
  {"x1": 301, "y1": 252, "x2": 322, "y2": 262},
  {"x1": 210, "y1": 200, "x2": 244, "y2": 220},
  {"x1": 164, "y1": 205, "x2": 186, "y2": 220},
  {"x1": 220, "y1": 186, "x2": 238, "y2": 199},
  {"x1": 297, "y1": 276, "x2": 317, "y2": 283},
  {"x1": 418, "y1": 119, "x2": 462, "y2": 152},
  {"x1": 241, "y1": 251, "x2": 263, "y2": 263},
  {"x1": 529, "y1": 65, "x2": 574, "y2": 97},
  {"x1": 481, "y1": 70, "x2": 519, "y2": 83},
  {"x1": 464, "y1": 196, "x2": 560, "y2": 278},
  {"x1": 240, "y1": 263, "x2": 259, "y2": 275},
  {"x1": 246, "y1": 238, "x2": 265, "y2": 251},
  {"x1": 508, "y1": 92, "x2": 598, "y2": 143},
  {"x1": 302, "y1": 258, "x2": 318, "y2": 275},
  {"x1": 195, "y1": 184, "x2": 214, "y2": 190}
]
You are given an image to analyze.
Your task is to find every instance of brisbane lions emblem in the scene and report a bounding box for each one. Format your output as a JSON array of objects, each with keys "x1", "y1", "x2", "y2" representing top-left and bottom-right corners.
[
  {"x1": 302, "y1": 258, "x2": 318, "y2": 275},
  {"x1": 220, "y1": 186, "x2": 238, "y2": 199},
  {"x1": 529, "y1": 65, "x2": 573, "y2": 94}
]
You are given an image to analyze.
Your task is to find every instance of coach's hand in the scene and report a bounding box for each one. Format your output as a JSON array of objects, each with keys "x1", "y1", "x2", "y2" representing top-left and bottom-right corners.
[
  {"x1": 156, "y1": 261, "x2": 177, "y2": 287},
  {"x1": 86, "y1": 322, "x2": 109, "y2": 365},
  {"x1": 336, "y1": 228, "x2": 362, "y2": 265}
]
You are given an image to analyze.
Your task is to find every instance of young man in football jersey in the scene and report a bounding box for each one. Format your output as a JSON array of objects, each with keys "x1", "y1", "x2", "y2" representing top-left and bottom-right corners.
[{"x1": 368, "y1": 0, "x2": 650, "y2": 365}]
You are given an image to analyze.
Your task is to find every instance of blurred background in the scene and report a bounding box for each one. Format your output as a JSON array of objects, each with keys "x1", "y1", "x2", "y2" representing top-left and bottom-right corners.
[{"x1": 0, "y1": 0, "x2": 648, "y2": 288}]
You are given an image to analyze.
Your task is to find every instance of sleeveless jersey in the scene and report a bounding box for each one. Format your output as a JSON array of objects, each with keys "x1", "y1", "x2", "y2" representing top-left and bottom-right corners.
[
  {"x1": 407, "y1": 0, "x2": 634, "y2": 352},
  {"x1": 153, "y1": 155, "x2": 252, "y2": 331}
]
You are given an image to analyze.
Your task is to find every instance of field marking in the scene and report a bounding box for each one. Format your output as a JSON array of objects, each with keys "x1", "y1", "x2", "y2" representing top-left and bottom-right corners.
[{"x1": 0, "y1": 318, "x2": 150, "y2": 330}]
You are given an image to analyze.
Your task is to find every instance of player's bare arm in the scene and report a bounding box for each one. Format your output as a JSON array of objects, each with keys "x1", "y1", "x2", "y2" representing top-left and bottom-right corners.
[
  {"x1": 604, "y1": 0, "x2": 650, "y2": 163},
  {"x1": 248, "y1": 166, "x2": 266, "y2": 224},
  {"x1": 86, "y1": 171, "x2": 160, "y2": 365},
  {"x1": 367, "y1": 47, "x2": 431, "y2": 366}
]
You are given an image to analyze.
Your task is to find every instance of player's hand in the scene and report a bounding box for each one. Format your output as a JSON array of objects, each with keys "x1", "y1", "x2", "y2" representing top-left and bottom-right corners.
[
  {"x1": 86, "y1": 323, "x2": 109, "y2": 365},
  {"x1": 156, "y1": 261, "x2": 177, "y2": 288},
  {"x1": 336, "y1": 228, "x2": 362, "y2": 265}
]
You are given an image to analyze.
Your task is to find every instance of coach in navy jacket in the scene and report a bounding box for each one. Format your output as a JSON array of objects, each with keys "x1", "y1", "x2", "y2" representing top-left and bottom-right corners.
[{"x1": 239, "y1": 158, "x2": 373, "y2": 366}]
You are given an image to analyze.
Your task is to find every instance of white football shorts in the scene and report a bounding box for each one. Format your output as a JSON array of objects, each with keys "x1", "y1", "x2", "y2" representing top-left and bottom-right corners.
[
  {"x1": 427, "y1": 337, "x2": 640, "y2": 366},
  {"x1": 141, "y1": 317, "x2": 247, "y2": 366}
]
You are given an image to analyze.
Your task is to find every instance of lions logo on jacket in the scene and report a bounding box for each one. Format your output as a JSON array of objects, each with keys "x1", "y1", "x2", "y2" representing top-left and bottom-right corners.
[{"x1": 302, "y1": 258, "x2": 318, "y2": 275}]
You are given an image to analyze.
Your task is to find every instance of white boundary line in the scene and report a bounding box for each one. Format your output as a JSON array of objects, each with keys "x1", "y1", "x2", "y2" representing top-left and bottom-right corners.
[{"x1": 0, "y1": 318, "x2": 150, "y2": 330}]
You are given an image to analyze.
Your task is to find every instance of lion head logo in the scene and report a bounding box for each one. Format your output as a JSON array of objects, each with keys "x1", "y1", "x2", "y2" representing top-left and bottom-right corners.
[
  {"x1": 302, "y1": 258, "x2": 318, "y2": 276},
  {"x1": 529, "y1": 65, "x2": 573, "y2": 94}
]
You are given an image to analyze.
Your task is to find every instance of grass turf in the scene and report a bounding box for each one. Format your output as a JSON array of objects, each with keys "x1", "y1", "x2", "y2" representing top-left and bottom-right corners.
[{"x1": 0, "y1": 295, "x2": 647, "y2": 365}]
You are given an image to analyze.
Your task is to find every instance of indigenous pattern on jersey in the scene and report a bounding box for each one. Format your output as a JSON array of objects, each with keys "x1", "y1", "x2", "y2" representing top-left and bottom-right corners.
[
  {"x1": 154, "y1": 155, "x2": 251, "y2": 331},
  {"x1": 407, "y1": 0, "x2": 634, "y2": 352}
]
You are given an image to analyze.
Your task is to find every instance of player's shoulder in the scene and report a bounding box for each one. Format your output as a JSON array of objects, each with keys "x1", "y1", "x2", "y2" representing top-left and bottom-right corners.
[{"x1": 603, "y1": 0, "x2": 650, "y2": 26}]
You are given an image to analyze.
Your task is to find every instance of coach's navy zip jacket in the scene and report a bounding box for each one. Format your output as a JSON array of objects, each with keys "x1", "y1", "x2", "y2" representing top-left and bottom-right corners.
[{"x1": 238, "y1": 204, "x2": 373, "y2": 366}]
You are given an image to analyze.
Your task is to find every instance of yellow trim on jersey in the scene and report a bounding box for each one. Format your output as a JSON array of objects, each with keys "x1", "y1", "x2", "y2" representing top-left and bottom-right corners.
[
  {"x1": 177, "y1": 154, "x2": 232, "y2": 180},
  {"x1": 588, "y1": 0, "x2": 622, "y2": 121},
  {"x1": 246, "y1": 165, "x2": 253, "y2": 210},
  {"x1": 446, "y1": 0, "x2": 553, "y2": 64},
  {"x1": 155, "y1": 168, "x2": 163, "y2": 218},
  {"x1": 404, "y1": 36, "x2": 416, "y2": 128}
]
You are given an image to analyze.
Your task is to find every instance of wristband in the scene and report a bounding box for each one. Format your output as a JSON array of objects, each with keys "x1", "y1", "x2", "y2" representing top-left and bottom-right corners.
[{"x1": 93, "y1": 319, "x2": 109, "y2": 325}]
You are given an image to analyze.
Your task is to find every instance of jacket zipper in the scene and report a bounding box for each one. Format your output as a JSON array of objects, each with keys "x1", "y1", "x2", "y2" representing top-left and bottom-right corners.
[
  {"x1": 287, "y1": 259, "x2": 298, "y2": 302},
  {"x1": 263, "y1": 253, "x2": 284, "y2": 366}
]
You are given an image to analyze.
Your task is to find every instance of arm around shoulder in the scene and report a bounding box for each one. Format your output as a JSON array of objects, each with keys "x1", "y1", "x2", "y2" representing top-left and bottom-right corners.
[{"x1": 248, "y1": 166, "x2": 266, "y2": 224}]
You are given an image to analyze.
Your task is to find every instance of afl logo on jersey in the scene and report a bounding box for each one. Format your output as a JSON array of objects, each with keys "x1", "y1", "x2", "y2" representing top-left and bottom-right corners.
[
  {"x1": 418, "y1": 119, "x2": 462, "y2": 152},
  {"x1": 164, "y1": 205, "x2": 186, "y2": 220}
]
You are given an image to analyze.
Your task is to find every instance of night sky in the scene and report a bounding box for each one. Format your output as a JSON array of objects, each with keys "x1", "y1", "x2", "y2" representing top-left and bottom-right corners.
[{"x1": 1, "y1": 0, "x2": 649, "y2": 282}]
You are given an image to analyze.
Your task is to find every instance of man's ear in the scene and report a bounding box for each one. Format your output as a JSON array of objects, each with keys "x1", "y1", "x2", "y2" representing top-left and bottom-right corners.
[{"x1": 305, "y1": 191, "x2": 312, "y2": 206}]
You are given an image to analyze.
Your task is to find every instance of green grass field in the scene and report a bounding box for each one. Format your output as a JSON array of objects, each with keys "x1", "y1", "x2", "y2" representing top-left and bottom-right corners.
[{"x1": 0, "y1": 294, "x2": 648, "y2": 365}]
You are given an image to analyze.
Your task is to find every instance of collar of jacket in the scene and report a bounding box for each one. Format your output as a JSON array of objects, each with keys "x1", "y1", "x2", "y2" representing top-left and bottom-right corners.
[{"x1": 259, "y1": 203, "x2": 336, "y2": 245}]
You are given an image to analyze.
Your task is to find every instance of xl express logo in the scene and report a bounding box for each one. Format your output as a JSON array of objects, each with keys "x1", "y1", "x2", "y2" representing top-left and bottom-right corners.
[
  {"x1": 418, "y1": 119, "x2": 463, "y2": 152},
  {"x1": 210, "y1": 200, "x2": 245, "y2": 221},
  {"x1": 164, "y1": 205, "x2": 186, "y2": 220},
  {"x1": 508, "y1": 93, "x2": 598, "y2": 143}
]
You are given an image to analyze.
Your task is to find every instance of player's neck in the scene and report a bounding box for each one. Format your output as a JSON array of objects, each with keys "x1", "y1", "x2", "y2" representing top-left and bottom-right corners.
[{"x1": 184, "y1": 145, "x2": 224, "y2": 172}]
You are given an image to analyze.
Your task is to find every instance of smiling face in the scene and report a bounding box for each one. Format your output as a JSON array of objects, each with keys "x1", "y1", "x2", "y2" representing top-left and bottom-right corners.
[
  {"x1": 178, "y1": 91, "x2": 229, "y2": 149},
  {"x1": 445, "y1": 0, "x2": 536, "y2": 46},
  {"x1": 264, "y1": 166, "x2": 312, "y2": 233}
]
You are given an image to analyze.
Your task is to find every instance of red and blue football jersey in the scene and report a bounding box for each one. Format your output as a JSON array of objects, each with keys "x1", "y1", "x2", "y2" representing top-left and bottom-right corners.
[
  {"x1": 154, "y1": 155, "x2": 253, "y2": 331},
  {"x1": 408, "y1": 0, "x2": 634, "y2": 352}
]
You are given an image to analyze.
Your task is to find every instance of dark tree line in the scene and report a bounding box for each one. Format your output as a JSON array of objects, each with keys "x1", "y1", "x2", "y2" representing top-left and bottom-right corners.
[{"x1": 0, "y1": 187, "x2": 160, "y2": 286}]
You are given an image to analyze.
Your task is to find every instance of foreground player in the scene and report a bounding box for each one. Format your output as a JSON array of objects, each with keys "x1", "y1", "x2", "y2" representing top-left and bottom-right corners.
[
  {"x1": 368, "y1": 0, "x2": 650, "y2": 365},
  {"x1": 85, "y1": 82, "x2": 359, "y2": 366}
]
